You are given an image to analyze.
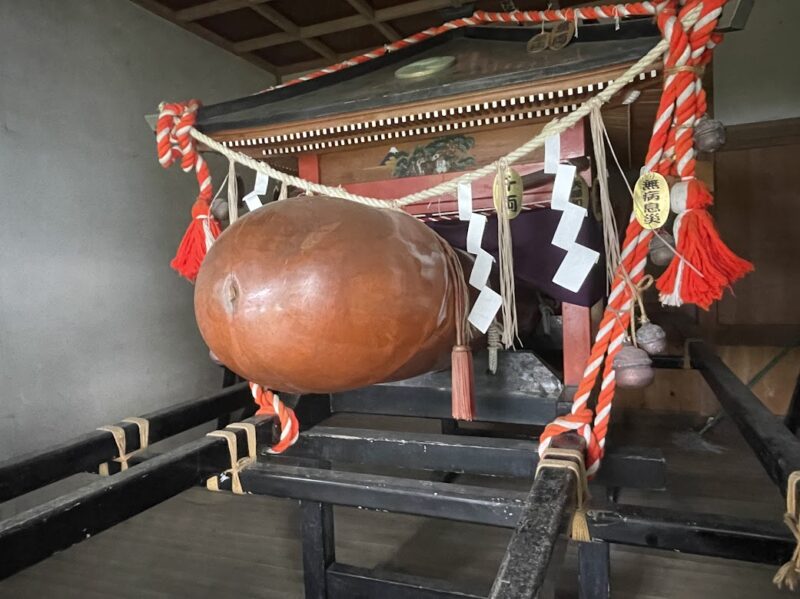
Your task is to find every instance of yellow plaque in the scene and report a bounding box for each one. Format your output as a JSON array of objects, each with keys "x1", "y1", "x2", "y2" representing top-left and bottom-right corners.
[
  {"x1": 633, "y1": 172, "x2": 670, "y2": 229},
  {"x1": 493, "y1": 167, "x2": 524, "y2": 219}
]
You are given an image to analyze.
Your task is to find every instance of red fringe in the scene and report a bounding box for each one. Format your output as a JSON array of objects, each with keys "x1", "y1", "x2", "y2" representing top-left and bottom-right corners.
[
  {"x1": 656, "y1": 180, "x2": 753, "y2": 310},
  {"x1": 451, "y1": 345, "x2": 476, "y2": 421},
  {"x1": 170, "y1": 200, "x2": 221, "y2": 282}
]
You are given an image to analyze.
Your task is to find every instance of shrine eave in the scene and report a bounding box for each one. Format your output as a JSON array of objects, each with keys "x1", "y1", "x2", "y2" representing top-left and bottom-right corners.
[{"x1": 196, "y1": 19, "x2": 660, "y2": 136}]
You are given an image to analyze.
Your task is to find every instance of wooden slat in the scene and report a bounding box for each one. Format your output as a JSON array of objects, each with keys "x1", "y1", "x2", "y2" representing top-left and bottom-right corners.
[
  {"x1": 718, "y1": 117, "x2": 800, "y2": 152},
  {"x1": 130, "y1": 0, "x2": 280, "y2": 79},
  {"x1": 175, "y1": 0, "x2": 267, "y2": 22},
  {"x1": 707, "y1": 133, "x2": 800, "y2": 333},
  {"x1": 375, "y1": 0, "x2": 458, "y2": 22},
  {"x1": 249, "y1": 3, "x2": 337, "y2": 60},
  {"x1": 344, "y1": 0, "x2": 402, "y2": 42},
  {"x1": 234, "y1": 0, "x2": 456, "y2": 52},
  {"x1": 237, "y1": 31, "x2": 293, "y2": 51}
]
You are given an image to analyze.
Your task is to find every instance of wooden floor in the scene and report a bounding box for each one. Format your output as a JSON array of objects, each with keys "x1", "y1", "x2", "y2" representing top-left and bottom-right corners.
[{"x1": 0, "y1": 412, "x2": 790, "y2": 598}]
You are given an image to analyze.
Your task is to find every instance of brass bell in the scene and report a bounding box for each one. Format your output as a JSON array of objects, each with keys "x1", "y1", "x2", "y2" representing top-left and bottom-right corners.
[
  {"x1": 649, "y1": 231, "x2": 674, "y2": 266},
  {"x1": 613, "y1": 344, "x2": 654, "y2": 389},
  {"x1": 694, "y1": 116, "x2": 726, "y2": 153},
  {"x1": 636, "y1": 322, "x2": 667, "y2": 355},
  {"x1": 210, "y1": 197, "x2": 229, "y2": 222}
]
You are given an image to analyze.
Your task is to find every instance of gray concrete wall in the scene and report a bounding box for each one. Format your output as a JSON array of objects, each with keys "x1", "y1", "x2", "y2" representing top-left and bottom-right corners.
[
  {"x1": 714, "y1": 0, "x2": 800, "y2": 126},
  {"x1": 0, "y1": 0, "x2": 271, "y2": 459}
]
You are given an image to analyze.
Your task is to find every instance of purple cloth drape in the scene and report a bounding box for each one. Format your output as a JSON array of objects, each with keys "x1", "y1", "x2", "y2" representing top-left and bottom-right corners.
[{"x1": 429, "y1": 209, "x2": 605, "y2": 307}]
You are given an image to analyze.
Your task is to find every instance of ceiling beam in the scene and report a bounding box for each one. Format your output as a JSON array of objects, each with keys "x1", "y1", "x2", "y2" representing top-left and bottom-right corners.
[
  {"x1": 344, "y1": 0, "x2": 401, "y2": 42},
  {"x1": 130, "y1": 0, "x2": 281, "y2": 80},
  {"x1": 235, "y1": 0, "x2": 457, "y2": 53},
  {"x1": 175, "y1": 0, "x2": 273, "y2": 22},
  {"x1": 376, "y1": 0, "x2": 462, "y2": 22},
  {"x1": 247, "y1": 2, "x2": 338, "y2": 59}
]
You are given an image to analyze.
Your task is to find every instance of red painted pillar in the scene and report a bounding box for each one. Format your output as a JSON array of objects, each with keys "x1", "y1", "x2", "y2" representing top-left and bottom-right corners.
[
  {"x1": 298, "y1": 153, "x2": 320, "y2": 184},
  {"x1": 562, "y1": 303, "x2": 591, "y2": 387}
]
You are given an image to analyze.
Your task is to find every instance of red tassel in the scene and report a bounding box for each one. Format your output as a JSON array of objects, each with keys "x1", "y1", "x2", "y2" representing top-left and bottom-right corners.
[
  {"x1": 657, "y1": 179, "x2": 753, "y2": 310},
  {"x1": 451, "y1": 345, "x2": 476, "y2": 421},
  {"x1": 170, "y1": 199, "x2": 221, "y2": 282}
]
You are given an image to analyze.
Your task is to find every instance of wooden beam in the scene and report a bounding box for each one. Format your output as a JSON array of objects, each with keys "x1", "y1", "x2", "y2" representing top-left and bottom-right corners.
[
  {"x1": 174, "y1": 0, "x2": 281, "y2": 21},
  {"x1": 130, "y1": 0, "x2": 280, "y2": 80},
  {"x1": 176, "y1": 0, "x2": 255, "y2": 21},
  {"x1": 235, "y1": 0, "x2": 457, "y2": 53},
  {"x1": 239, "y1": 31, "x2": 294, "y2": 50},
  {"x1": 248, "y1": 2, "x2": 337, "y2": 60},
  {"x1": 376, "y1": 0, "x2": 462, "y2": 22},
  {"x1": 281, "y1": 14, "x2": 369, "y2": 42},
  {"x1": 344, "y1": 0, "x2": 401, "y2": 42},
  {"x1": 719, "y1": 117, "x2": 800, "y2": 152}
]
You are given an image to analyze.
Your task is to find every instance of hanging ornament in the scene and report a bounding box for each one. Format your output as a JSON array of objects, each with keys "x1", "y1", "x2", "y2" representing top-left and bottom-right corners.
[
  {"x1": 487, "y1": 321, "x2": 501, "y2": 375},
  {"x1": 656, "y1": 179, "x2": 753, "y2": 309},
  {"x1": 589, "y1": 178, "x2": 604, "y2": 222},
  {"x1": 492, "y1": 167, "x2": 523, "y2": 220},
  {"x1": 649, "y1": 231, "x2": 675, "y2": 266},
  {"x1": 548, "y1": 21, "x2": 575, "y2": 50},
  {"x1": 633, "y1": 172, "x2": 670, "y2": 230},
  {"x1": 694, "y1": 116, "x2": 726, "y2": 153},
  {"x1": 570, "y1": 175, "x2": 591, "y2": 210},
  {"x1": 526, "y1": 31, "x2": 550, "y2": 54},
  {"x1": 636, "y1": 322, "x2": 667, "y2": 355},
  {"x1": 494, "y1": 162, "x2": 520, "y2": 349},
  {"x1": 210, "y1": 197, "x2": 229, "y2": 223},
  {"x1": 613, "y1": 343, "x2": 655, "y2": 389}
]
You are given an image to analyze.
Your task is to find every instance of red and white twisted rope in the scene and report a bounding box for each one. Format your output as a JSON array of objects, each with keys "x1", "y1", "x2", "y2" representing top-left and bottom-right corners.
[
  {"x1": 157, "y1": 100, "x2": 222, "y2": 280},
  {"x1": 539, "y1": 0, "x2": 726, "y2": 475},
  {"x1": 250, "y1": 384, "x2": 299, "y2": 454},
  {"x1": 267, "y1": 2, "x2": 665, "y2": 92},
  {"x1": 156, "y1": 100, "x2": 212, "y2": 204}
]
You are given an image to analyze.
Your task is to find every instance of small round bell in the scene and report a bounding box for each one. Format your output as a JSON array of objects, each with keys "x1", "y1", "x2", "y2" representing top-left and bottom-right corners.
[
  {"x1": 210, "y1": 197, "x2": 229, "y2": 222},
  {"x1": 636, "y1": 322, "x2": 667, "y2": 355},
  {"x1": 694, "y1": 116, "x2": 726, "y2": 153},
  {"x1": 649, "y1": 231, "x2": 675, "y2": 266},
  {"x1": 613, "y1": 344, "x2": 655, "y2": 388}
]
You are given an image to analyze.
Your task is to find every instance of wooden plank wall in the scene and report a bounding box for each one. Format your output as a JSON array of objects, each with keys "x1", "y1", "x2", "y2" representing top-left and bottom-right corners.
[{"x1": 616, "y1": 117, "x2": 800, "y2": 416}]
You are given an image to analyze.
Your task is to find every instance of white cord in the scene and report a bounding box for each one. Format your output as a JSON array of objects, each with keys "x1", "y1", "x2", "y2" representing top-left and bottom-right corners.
[{"x1": 190, "y1": 37, "x2": 669, "y2": 210}]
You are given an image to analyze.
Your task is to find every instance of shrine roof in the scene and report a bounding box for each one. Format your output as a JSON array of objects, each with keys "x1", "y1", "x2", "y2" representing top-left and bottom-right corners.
[{"x1": 197, "y1": 20, "x2": 659, "y2": 134}]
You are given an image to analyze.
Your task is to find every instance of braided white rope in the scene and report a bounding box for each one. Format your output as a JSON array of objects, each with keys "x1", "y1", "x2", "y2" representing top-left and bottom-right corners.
[{"x1": 190, "y1": 37, "x2": 668, "y2": 210}]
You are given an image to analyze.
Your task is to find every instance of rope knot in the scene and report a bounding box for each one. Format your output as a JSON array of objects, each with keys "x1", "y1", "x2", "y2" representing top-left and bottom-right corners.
[
  {"x1": 96, "y1": 417, "x2": 150, "y2": 475},
  {"x1": 156, "y1": 99, "x2": 211, "y2": 203},
  {"x1": 250, "y1": 384, "x2": 300, "y2": 453},
  {"x1": 537, "y1": 447, "x2": 591, "y2": 542},
  {"x1": 538, "y1": 409, "x2": 602, "y2": 476},
  {"x1": 191, "y1": 198, "x2": 210, "y2": 219},
  {"x1": 206, "y1": 422, "x2": 258, "y2": 495},
  {"x1": 776, "y1": 472, "x2": 800, "y2": 590}
]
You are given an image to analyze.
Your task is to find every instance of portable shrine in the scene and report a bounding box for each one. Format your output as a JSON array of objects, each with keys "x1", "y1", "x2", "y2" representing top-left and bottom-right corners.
[
  {"x1": 194, "y1": 19, "x2": 665, "y2": 387},
  {"x1": 7, "y1": 3, "x2": 799, "y2": 599}
]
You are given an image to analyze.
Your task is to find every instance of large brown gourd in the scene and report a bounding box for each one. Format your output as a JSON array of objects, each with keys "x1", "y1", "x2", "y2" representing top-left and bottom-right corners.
[{"x1": 194, "y1": 196, "x2": 465, "y2": 394}]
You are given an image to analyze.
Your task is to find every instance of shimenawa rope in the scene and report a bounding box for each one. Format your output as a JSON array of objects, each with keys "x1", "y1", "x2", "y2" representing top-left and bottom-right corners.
[{"x1": 188, "y1": 36, "x2": 669, "y2": 211}]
